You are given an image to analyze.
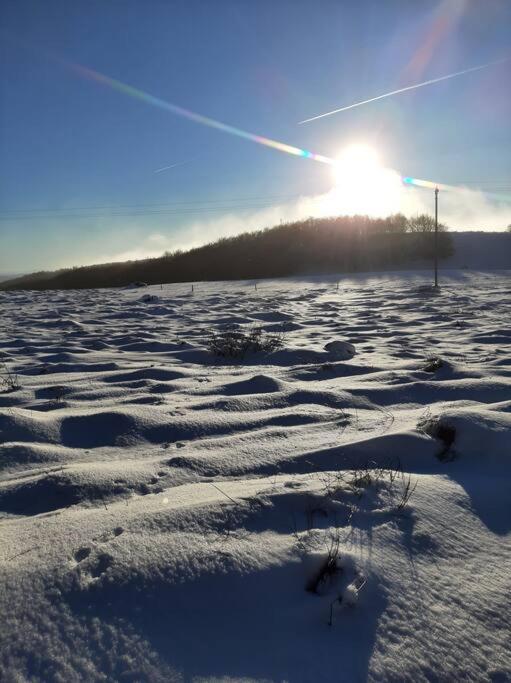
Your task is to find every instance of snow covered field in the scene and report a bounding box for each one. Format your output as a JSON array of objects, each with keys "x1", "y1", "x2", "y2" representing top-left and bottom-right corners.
[{"x1": 0, "y1": 270, "x2": 510, "y2": 682}]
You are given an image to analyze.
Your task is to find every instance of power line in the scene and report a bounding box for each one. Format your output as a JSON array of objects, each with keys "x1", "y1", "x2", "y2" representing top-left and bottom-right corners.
[
  {"x1": 0, "y1": 194, "x2": 306, "y2": 222},
  {"x1": 446, "y1": 181, "x2": 511, "y2": 187},
  {"x1": 1, "y1": 180, "x2": 510, "y2": 222},
  {"x1": 0, "y1": 205, "x2": 293, "y2": 221},
  {"x1": 0, "y1": 208, "x2": 290, "y2": 221},
  {"x1": 0, "y1": 193, "x2": 302, "y2": 214}
]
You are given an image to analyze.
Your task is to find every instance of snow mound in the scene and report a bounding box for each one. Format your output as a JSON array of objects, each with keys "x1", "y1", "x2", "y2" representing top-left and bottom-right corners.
[
  {"x1": 216, "y1": 374, "x2": 286, "y2": 395},
  {"x1": 421, "y1": 402, "x2": 511, "y2": 463},
  {"x1": 324, "y1": 340, "x2": 356, "y2": 359}
]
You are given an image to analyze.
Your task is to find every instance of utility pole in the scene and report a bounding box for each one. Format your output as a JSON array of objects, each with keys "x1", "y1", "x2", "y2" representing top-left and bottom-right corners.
[{"x1": 434, "y1": 186, "x2": 439, "y2": 288}]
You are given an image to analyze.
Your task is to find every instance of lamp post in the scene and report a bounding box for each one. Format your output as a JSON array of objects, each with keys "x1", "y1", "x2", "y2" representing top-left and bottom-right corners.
[{"x1": 434, "y1": 187, "x2": 439, "y2": 288}]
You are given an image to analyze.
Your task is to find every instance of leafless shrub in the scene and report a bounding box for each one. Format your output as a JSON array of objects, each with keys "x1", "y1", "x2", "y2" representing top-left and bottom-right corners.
[
  {"x1": 320, "y1": 459, "x2": 418, "y2": 513},
  {"x1": 417, "y1": 410, "x2": 456, "y2": 460},
  {"x1": 0, "y1": 364, "x2": 20, "y2": 392},
  {"x1": 424, "y1": 356, "x2": 444, "y2": 373},
  {"x1": 294, "y1": 508, "x2": 370, "y2": 624},
  {"x1": 396, "y1": 473, "x2": 418, "y2": 511},
  {"x1": 206, "y1": 325, "x2": 283, "y2": 359},
  {"x1": 317, "y1": 471, "x2": 346, "y2": 499},
  {"x1": 376, "y1": 404, "x2": 395, "y2": 432},
  {"x1": 305, "y1": 526, "x2": 342, "y2": 594},
  {"x1": 416, "y1": 406, "x2": 433, "y2": 432},
  {"x1": 350, "y1": 469, "x2": 374, "y2": 490},
  {"x1": 47, "y1": 386, "x2": 66, "y2": 408}
]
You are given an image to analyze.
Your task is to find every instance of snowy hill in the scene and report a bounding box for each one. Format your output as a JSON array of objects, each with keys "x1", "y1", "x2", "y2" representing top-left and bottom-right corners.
[
  {"x1": 0, "y1": 216, "x2": 455, "y2": 290},
  {"x1": 0, "y1": 271, "x2": 510, "y2": 681},
  {"x1": 1, "y1": 229, "x2": 508, "y2": 292}
]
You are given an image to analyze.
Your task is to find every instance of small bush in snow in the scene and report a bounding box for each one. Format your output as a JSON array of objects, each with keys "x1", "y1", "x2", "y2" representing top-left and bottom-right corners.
[
  {"x1": 298, "y1": 521, "x2": 367, "y2": 625},
  {"x1": 0, "y1": 364, "x2": 20, "y2": 392},
  {"x1": 423, "y1": 356, "x2": 444, "y2": 373},
  {"x1": 417, "y1": 411, "x2": 456, "y2": 460},
  {"x1": 320, "y1": 459, "x2": 417, "y2": 513},
  {"x1": 206, "y1": 325, "x2": 283, "y2": 359},
  {"x1": 305, "y1": 528, "x2": 342, "y2": 594},
  {"x1": 324, "y1": 340, "x2": 356, "y2": 360}
]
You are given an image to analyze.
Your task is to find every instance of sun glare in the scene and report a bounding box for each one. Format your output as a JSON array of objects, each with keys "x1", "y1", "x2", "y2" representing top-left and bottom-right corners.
[
  {"x1": 335, "y1": 144, "x2": 381, "y2": 180},
  {"x1": 320, "y1": 143, "x2": 402, "y2": 217}
]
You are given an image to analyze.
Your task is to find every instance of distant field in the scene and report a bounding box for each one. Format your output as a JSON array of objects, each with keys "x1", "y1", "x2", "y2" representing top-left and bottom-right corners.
[{"x1": 445, "y1": 231, "x2": 511, "y2": 269}]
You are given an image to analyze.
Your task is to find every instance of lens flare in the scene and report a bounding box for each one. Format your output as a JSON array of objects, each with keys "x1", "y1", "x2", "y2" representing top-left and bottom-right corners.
[
  {"x1": 400, "y1": 0, "x2": 466, "y2": 84},
  {"x1": 402, "y1": 176, "x2": 511, "y2": 202},
  {"x1": 68, "y1": 62, "x2": 333, "y2": 165},
  {"x1": 402, "y1": 177, "x2": 451, "y2": 191}
]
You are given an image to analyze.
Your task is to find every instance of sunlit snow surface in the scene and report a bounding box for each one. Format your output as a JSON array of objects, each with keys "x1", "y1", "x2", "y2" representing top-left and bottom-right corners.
[{"x1": 0, "y1": 270, "x2": 510, "y2": 682}]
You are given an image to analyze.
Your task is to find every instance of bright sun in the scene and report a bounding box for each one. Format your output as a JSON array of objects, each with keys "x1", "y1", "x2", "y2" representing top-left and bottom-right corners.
[
  {"x1": 334, "y1": 144, "x2": 381, "y2": 183},
  {"x1": 320, "y1": 143, "x2": 402, "y2": 217}
]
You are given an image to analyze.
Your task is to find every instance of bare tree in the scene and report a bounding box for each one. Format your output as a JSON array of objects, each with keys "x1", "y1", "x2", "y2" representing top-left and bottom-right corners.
[{"x1": 407, "y1": 214, "x2": 447, "y2": 233}]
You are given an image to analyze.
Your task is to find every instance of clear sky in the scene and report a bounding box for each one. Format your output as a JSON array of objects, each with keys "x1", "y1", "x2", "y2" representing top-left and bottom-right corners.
[{"x1": 1, "y1": 0, "x2": 510, "y2": 272}]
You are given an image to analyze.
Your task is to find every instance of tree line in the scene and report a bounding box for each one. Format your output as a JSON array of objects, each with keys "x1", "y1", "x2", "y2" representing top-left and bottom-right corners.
[{"x1": 0, "y1": 213, "x2": 453, "y2": 290}]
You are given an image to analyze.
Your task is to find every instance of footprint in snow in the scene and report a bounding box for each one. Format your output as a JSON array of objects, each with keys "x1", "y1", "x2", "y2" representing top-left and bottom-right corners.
[
  {"x1": 73, "y1": 546, "x2": 92, "y2": 563},
  {"x1": 95, "y1": 526, "x2": 125, "y2": 544},
  {"x1": 87, "y1": 552, "x2": 113, "y2": 579},
  {"x1": 72, "y1": 526, "x2": 124, "y2": 565},
  {"x1": 75, "y1": 551, "x2": 115, "y2": 583},
  {"x1": 72, "y1": 547, "x2": 114, "y2": 582}
]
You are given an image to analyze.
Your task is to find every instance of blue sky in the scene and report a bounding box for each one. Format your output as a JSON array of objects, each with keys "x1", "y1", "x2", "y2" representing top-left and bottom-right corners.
[{"x1": 1, "y1": 0, "x2": 510, "y2": 272}]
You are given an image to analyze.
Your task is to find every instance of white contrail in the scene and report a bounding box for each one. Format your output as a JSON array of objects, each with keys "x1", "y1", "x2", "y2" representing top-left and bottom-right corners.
[
  {"x1": 298, "y1": 59, "x2": 508, "y2": 124},
  {"x1": 153, "y1": 160, "x2": 190, "y2": 174}
]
